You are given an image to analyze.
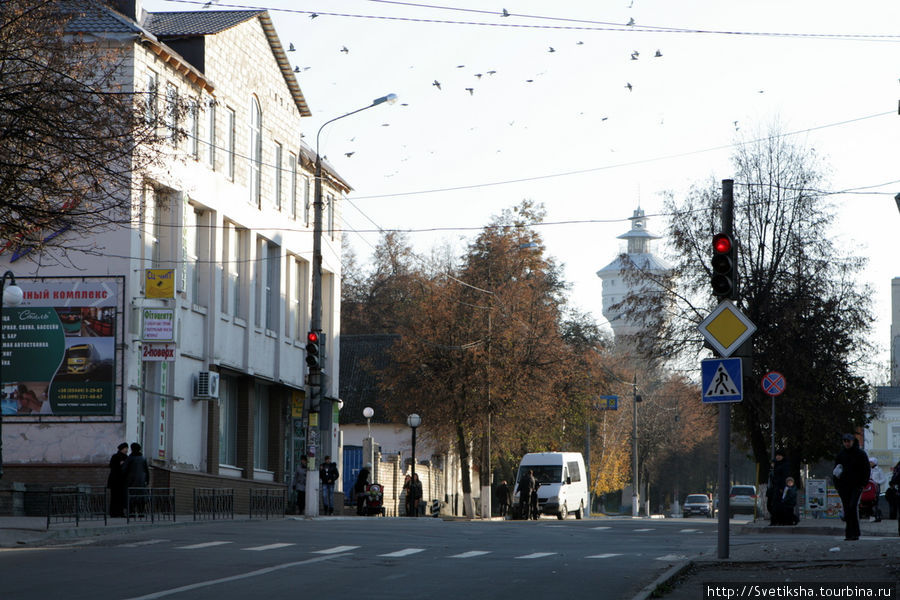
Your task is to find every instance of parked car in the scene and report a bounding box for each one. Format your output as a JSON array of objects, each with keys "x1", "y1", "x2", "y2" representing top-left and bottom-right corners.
[
  {"x1": 728, "y1": 484, "x2": 758, "y2": 517},
  {"x1": 683, "y1": 493, "x2": 714, "y2": 518}
]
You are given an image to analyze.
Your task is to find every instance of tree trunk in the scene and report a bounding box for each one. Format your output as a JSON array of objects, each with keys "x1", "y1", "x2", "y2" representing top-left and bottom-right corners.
[{"x1": 456, "y1": 423, "x2": 476, "y2": 518}]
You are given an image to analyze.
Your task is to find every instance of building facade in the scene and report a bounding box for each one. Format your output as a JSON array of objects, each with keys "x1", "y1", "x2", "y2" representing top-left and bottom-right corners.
[{"x1": 0, "y1": 1, "x2": 344, "y2": 510}]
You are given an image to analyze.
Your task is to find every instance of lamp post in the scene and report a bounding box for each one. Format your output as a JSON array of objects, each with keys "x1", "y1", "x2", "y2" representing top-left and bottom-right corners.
[
  {"x1": 0, "y1": 271, "x2": 24, "y2": 480},
  {"x1": 363, "y1": 406, "x2": 375, "y2": 482},
  {"x1": 407, "y1": 413, "x2": 421, "y2": 517},
  {"x1": 363, "y1": 406, "x2": 374, "y2": 438},
  {"x1": 305, "y1": 93, "x2": 396, "y2": 518},
  {"x1": 631, "y1": 374, "x2": 641, "y2": 518}
]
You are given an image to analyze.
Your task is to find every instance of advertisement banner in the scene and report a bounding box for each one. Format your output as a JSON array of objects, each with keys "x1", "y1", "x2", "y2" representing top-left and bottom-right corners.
[
  {"x1": 144, "y1": 269, "x2": 175, "y2": 299},
  {"x1": 0, "y1": 278, "x2": 117, "y2": 416},
  {"x1": 141, "y1": 343, "x2": 176, "y2": 362},
  {"x1": 141, "y1": 308, "x2": 175, "y2": 342}
]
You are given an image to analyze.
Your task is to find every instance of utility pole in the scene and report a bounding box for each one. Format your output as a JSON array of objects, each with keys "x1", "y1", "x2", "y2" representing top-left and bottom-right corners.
[
  {"x1": 632, "y1": 374, "x2": 639, "y2": 517},
  {"x1": 717, "y1": 178, "x2": 734, "y2": 559}
]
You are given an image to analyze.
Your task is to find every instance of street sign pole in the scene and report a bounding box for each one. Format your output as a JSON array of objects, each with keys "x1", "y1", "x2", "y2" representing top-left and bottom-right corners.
[{"x1": 717, "y1": 179, "x2": 734, "y2": 560}]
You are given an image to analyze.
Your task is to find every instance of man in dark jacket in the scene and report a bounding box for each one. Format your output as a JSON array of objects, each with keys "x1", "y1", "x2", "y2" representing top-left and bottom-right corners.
[
  {"x1": 496, "y1": 480, "x2": 511, "y2": 517},
  {"x1": 319, "y1": 455, "x2": 339, "y2": 515},
  {"x1": 833, "y1": 433, "x2": 870, "y2": 541},
  {"x1": 123, "y1": 443, "x2": 150, "y2": 517},
  {"x1": 768, "y1": 449, "x2": 790, "y2": 525},
  {"x1": 107, "y1": 442, "x2": 129, "y2": 518},
  {"x1": 517, "y1": 470, "x2": 535, "y2": 520}
]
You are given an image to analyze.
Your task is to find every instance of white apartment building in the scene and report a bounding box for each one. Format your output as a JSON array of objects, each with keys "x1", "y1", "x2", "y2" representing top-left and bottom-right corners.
[{"x1": 0, "y1": 1, "x2": 344, "y2": 508}]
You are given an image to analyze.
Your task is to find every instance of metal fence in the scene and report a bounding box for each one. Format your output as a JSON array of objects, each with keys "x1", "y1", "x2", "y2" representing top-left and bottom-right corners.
[
  {"x1": 46, "y1": 486, "x2": 108, "y2": 529},
  {"x1": 126, "y1": 487, "x2": 176, "y2": 524},
  {"x1": 193, "y1": 488, "x2": 234, "y2": 521},
  {"x1": 249, "y1": 488, "x2": 285, "y2": 519}
]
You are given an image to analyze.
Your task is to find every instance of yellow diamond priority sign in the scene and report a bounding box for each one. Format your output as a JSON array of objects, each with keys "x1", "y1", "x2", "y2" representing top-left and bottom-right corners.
[{"x1": 698, "y1": 300, "x2": 757, "y2": 357}]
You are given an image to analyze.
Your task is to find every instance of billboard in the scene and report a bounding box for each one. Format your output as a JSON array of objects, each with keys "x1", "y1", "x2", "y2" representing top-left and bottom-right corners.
[{"x1": 0, "y1": 278, "x2": 119, "y2": 416}]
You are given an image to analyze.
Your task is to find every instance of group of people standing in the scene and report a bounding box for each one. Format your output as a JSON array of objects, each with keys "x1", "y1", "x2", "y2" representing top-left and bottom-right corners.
[
  {"x1": 516, "y1": 469, "x2": 541, "y2": 520},
  {"x1": 402, "y1": 473, "x2": 423, "y2": 516},
  {"x1": 106, "y1": 442, "x2": 149, "y2": 518}
]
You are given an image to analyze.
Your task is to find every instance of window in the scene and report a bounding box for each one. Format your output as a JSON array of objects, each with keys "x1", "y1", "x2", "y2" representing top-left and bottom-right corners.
[
  {"x1": 303, "y1": 176, "x2": 311, "y2": 226},
  {"x1": 891, "y1": 424, "x2": 900, "y2": 449},
  {"x1": 566, "y1": 461, "x2": 582, "y2": 483},
  {"x1": 255, "y1": 238, "x2": 281, "y2": 331},
  {"x1": 327, "y1": 193, "x2": 335, "y2": 239},
  {"x1": 144, "y1": 71, "x2": 158, "y2": 125},
  {"x1": 274, "y1": 142, "x2": 283, "y2": 211},
  {"x1": 226, "y1": 107, "x2": 235, "y2": 181},
  {"x1": 218, "y1": 375, "x2": 238, "y2": 467},
  {"x1": 146, "y1": 187, "x2": 171, "y2": 269},
  {"x1": 289, "y1": 153, "x2": 297, "y2": 218},
  {"x1": 253, "y1": 384, "x2": 269, "y2": 470},
  {"x1": 165, "y1": 83, "x2": 178, "y2": 145},
  {"x1": 223, "y1": 223, "x2": 246, "y2": 318},
  {"x1": 207, "y1": 100, "x2": 216, "y2": 169},
  {"x1": 186, "y1": 207, "x2": 206, "y2": 306},
  {"x1": 187, "y1": 99, "x2": 199, "y2": 158},
  {"x1": 293, "y1": 258, "x2": 309, "y2": 338},
  {"x1": 249, "y1": 97, "x2": 262, "y2": 207}
]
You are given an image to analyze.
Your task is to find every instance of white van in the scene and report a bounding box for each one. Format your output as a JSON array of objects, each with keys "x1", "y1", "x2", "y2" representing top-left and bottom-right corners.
[{"x1": 512, "y1": 452, "x2": 589, "y2": 520}]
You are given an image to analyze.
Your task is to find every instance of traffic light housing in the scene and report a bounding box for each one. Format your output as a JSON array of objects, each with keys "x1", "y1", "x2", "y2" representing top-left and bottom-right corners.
[
  {"x1": 711, "y1": 232, "x2": 736, "y2": 299},
  {"x1": 305, "y1": 331, "x2": 324, "y2": 369}
]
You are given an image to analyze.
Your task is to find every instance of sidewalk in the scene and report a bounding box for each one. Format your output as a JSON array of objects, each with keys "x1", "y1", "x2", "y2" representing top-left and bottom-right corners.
[{"x1": 635, "y1": 516, "x2": 900, "y2": 600}]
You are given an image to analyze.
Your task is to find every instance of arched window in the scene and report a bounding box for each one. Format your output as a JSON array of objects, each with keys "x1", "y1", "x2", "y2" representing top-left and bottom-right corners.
[{"x1": 249, "y1": 97, "x2": 262, "y2": 207}]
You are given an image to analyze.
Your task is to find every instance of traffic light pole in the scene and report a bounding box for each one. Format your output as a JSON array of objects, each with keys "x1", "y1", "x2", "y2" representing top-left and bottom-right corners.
[{"x1": 717, "y1": 179, "x2": 734, "y2": 559}]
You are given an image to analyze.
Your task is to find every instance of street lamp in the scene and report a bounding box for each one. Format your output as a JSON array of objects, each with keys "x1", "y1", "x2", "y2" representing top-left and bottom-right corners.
[
  {"x1": 0, "y1": 271, "x2": 24, "y2": 480},
  {"x1": 305, "y1": 93, "x2": 396, "y2": 518},
  {"x1": 407, "y1": 413, "x2": 421, "y2": 517},
  {"x1": 631, "y1": 375, "x2": 642, "y2": 518},
  {"x1": 363, "y1": 406, "x2": 374, "y2": 438}
]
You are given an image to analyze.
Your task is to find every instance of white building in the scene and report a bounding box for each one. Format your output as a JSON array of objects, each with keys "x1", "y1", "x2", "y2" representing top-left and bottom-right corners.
[
  {"x1": 0, "y1": 0, "x2": 345, "y2": 510},
  {"x1": 595, "y1": 208, "x2": 672, "y2": 340}
]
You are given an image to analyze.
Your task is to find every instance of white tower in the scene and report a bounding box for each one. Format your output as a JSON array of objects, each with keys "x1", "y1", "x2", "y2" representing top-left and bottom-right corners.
[{"x1": 595, "y1": 207, "x2": 672, "y2": 339}]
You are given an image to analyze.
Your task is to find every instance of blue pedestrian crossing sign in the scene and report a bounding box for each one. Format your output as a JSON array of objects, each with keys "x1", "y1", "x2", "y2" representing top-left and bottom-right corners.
[{"x1": 701, "y1": 357, "x2": 743, "y2": 403}]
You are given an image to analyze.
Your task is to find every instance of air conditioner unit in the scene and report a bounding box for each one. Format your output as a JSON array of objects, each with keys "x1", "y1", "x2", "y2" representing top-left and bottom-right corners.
[{"x1": 194, "y1": 371, "x2": 220, "y2": 400}]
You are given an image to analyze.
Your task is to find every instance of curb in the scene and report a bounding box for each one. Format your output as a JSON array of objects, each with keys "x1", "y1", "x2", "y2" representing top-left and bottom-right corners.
[{"x1": 631, "y1": 558, "x2": 695, "y2": 600}]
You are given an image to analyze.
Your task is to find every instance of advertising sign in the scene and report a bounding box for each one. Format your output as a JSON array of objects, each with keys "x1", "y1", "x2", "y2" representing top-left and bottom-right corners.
[
  {"x1": 141, "y1": 343, "x2": 176, "y2": 362},
  {"x1": 141, "y1": 308, "x2": 175, "y2": 342},
  {"x1": 0, "y1": 278, "x2": 118, "y2": 416},
  {"x1": 144, "y1": 269, "x2": 175, "y2": 299}
]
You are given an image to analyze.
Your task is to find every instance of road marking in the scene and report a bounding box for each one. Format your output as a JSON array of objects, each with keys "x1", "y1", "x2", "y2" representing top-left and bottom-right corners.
[
  {"x1": 591, "y1": 526, "x2": 611, "y2": 530},
  {"x1": 655, "y1": 553, "x2": 688, "y2": 561},
  {"x1": 679, "y1": 529, "x2": 700, "y2": 533},
  {"x1": 586, "y1": 553, "x2": 623, "y2": 559},
  {"x1": 633, "y1": 528, "x2": 655, "y2": 532},
  {"x1": 119, "y1": 539, "x2": 170, "y2": 548},
  {"x1": 244, "y1": 543, "x2": 295, "y2": 551},
  {"x1": 312, "y1": 545, "x2": 360, "y2": 554},
  {"x1": 378, "y1": 548, "x2": 425, "y2": 557},
  {"x1": 121, "y1": 553, "x2": 352, "y2": 600},
  {"x1": 176, "y1": 541, "x2": 233, "y2": 549},
  {"x1": 515, "y1": 552, "x2": 556, "y2": 559},
  {"x1": 449, "y1": 550, "x2": 491, "y2": 558}
]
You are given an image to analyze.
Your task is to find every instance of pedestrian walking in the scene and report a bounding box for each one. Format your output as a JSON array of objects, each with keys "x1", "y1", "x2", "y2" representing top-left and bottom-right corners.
[
  {"x1": 293, "y1": 456, "x2": 308, "y2": 515},
  {"x1": 107, "y1": 442, "x2": 128, "y2": 518},
  {"x1": 868, "y1": 457, "x2": 887, "y2": 522},
  {"x1": 768, "y1": 449, "x2": 790, "y2": 525},
  {"x1": 496, "y1": 480, "x2": 511, "y2": 517},
  {"x1": 319, "y1": 455, "x2": 339, "y2": 515},
  {"x1": 402, "y1": 474, "x2": 412, "y2": 516},
  {"x1": 833, "y1": 433, "x2": 870, "y2": 541},
  {"x1": 123, "y1": 442, "x2": 149, "y2": 517},
  {"x1": 530, "y1": 480, "x2": 540, "y2": 519}
]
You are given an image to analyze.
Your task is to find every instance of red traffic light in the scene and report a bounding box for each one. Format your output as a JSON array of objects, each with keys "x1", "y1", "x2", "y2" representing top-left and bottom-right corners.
[
  {"x1": 307, "y1": 331, "x2": 319, "y2": 344},
  {"x1": 713, "y1": 233, "x2": 732, "y2": 254}
]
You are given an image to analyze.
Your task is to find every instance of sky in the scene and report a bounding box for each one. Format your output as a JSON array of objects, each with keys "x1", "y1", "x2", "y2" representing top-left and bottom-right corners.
[{"x1": 145, "y1": 0, "x2": 900, "y2": 376}]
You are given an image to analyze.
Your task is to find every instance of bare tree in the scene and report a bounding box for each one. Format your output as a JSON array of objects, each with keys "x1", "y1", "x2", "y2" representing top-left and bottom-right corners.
[
  {"x1": 621, "y1": 128, "x2": 874, "y2": 482},
  {"x1": 0, "y1": 1, "x2": 176, "y2": 263}
]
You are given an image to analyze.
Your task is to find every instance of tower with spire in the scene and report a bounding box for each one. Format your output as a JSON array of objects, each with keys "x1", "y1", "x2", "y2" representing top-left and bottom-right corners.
[{"x1": 595, "y1": 207, "x2": 672, "y2": 339}]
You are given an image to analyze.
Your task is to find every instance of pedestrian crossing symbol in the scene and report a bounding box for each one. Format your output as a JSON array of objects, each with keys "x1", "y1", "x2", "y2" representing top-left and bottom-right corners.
[{"x1": 700, "y1": 357, "x2": 743, "y2": 403}]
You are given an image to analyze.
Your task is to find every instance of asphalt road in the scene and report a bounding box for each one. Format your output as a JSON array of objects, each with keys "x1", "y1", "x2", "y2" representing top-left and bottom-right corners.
[{"x1": 0, "y1": 516, "x2": 735, "y2": 600}]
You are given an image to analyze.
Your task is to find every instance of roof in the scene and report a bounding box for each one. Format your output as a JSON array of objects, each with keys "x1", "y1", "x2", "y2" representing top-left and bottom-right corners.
[
  {"x1": 143, "y1": 10, "x2": 262, "y2": 35},
  {"x1": 875, "y1": 386, "x2": 900, "y2": 406},
  {"x1": 596, "y1": 253, "x2": 672, "y2": 277},
  {"x1": 339, "y1": 334, "x2": 400, "y2": 425},
  {"x1": 61, "y1": 1, "x2": 143, "y2": 33}
]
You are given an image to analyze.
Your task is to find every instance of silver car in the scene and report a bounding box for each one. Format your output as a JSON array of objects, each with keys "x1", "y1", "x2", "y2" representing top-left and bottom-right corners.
[
  {"x1": 683, "y1": 493, "x2": 714, "y2": 518},
  {"x1": 728, "y1": 484, "x2": 757, "y2": 517}
]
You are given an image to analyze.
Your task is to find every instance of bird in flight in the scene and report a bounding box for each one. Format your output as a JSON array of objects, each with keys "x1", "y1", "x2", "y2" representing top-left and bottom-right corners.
[
  {"x1": 345, "y1": 152, "x2": 355, "y2": 157},
  {"x1": 577, "y1": 41, "x2": 584, "y2": 45},
  {"x1": 288, "y1": 43, "x2": 296, "y2": 52},
  {"x1": 631, "y1": 51, "x2": 639, "y2": 60},
  {"x1": 309, "y1": 12, "x2": 319, "y2": 19},
  {"x1": 340, "y1": 46, "x2": 349, "y2": 54},
  {"x1": 502, "y1": 8, "x2": 510, "y2": 17},
  {"x1": 627, "y1": 17, "x2": 635, "y2": 26},
  {"x1": 548, "y1": 47, "x2": 556, "y2": 53},
  {"x1": 433, "y1": 80, "x2": 441, "y2": 90},
  {"x1": 465, "y1": 88, "x2": 474, "y2": 95},
  {"x1": 457, "y1": 65, "x2": 465, "y2": 68},
  {"x1": 475, "y1": 73, "x2": 483, "y2": 79},
  {"x1": 625, "y1": 82, "x2": 633, "y2": 91},
  {"x1": 525, "y1": 79, "x2": 534, "y2": 83},
  {"x1": 487, "y1": 70, "x2": 497, "y2": 75},
  {"x1": 654, "y1": 49, "x2": 663, "y2": 57}
]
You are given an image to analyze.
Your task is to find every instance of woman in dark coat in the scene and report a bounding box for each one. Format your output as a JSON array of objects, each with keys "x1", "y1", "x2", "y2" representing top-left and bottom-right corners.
[
  {"x1": 123, "y1": 443, "x2": 150, "y2": 515},
  {"x1": 107, "y1": 442, "x2": 128, "y2": 517},
  {"x1": 354, "y1": 464, "x2": 371, "y2": 515},
  {"x1": 409, "y1": 473, "x2": 423, "y2": 517}
]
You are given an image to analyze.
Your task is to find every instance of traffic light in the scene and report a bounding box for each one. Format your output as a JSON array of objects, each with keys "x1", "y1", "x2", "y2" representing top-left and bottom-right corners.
[
  {"x1": 306, "y1": 331, "x2": 323, "y2": 369},
  {"x1": 711, "y1": 232, "x2": 736, "y2": 299}
]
